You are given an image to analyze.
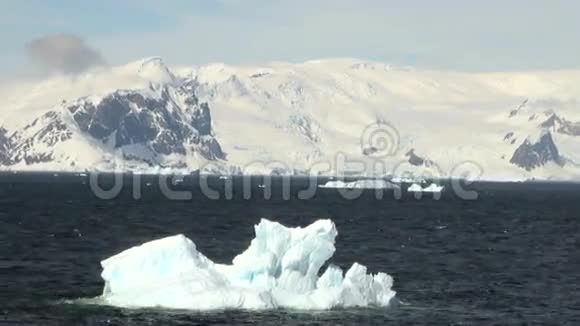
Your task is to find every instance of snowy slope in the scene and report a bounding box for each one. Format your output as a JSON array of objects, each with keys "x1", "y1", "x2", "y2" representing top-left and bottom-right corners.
[{"x1": 1, "y1": 57, "x2": 580, "y2": 180}]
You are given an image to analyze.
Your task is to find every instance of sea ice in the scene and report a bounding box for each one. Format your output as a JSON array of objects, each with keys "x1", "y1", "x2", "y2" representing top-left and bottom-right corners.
[
  {"x1": 423, "y1": 184, "x2": 445, "y2": 193},
  {"x1": 407, "y1": 183, "x2": 423, "y2": 192},
  {"x1": 99, "y1": 219, "x2": 396, "y2": 311},
  {"x1": 319, "y1": 179, "x2": 399, "y2": 190},
  {"x1": 407, "y1": 183, "x2": 445, "y2": 193}
]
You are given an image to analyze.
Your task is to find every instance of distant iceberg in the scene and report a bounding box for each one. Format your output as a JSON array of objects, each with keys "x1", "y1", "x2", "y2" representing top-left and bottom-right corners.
[
  {"x1": 391, "y1": 176, "x2": 426, "y2": 184},
  {"x1": 406, "y1": 183, "x2": 423, "y2": 192},
  {"x1": 98, "y1": 219, "x2": 396, "y2": 311},
  {"x1": 407, "y1": 183, "x2": 445, "y2": 193},
  {"x1": 319, "y1": 179, "x2": 399, "y2": 190},
  {"x1": 423, "y1": 184, "x2": 445, "y2": 193}
]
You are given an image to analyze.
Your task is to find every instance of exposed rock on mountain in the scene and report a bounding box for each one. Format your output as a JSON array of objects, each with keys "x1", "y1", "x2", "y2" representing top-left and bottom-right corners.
[
  {"x1": 503, "y1": 132, "x2": 517, "y2": 145},
  {"x1": 67, "y1": 85, "x2": 223, "y2": 160},
  {"x1": 0, "y1": 80, "x2": 224, "y2": 169},
  {"x1": 510, "y1": 132, "x2": 564, "y2": 171},
  {"x1": 288, "y1": 115, "x2": 321, "y2": 143},
  {"x1": 10, "y1": 111, "x2": 73, "y2": 165},
  {"x1": 540, "y1": 114, "x2": 580, "y2": 136},
  {"x1": 405, "y1": 149, "x2": 435, "y2": 167},
  {"x1": 509, "y1": 99, "x2": 528, "y2": 118},
  {"x1": 0, "y1": 128, "x2": 12, "y2": 165}
]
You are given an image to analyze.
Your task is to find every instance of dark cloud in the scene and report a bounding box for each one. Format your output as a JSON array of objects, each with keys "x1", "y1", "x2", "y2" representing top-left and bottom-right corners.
[{"x1": 26, "y1": 34, "x2": 105, "y2": 74}]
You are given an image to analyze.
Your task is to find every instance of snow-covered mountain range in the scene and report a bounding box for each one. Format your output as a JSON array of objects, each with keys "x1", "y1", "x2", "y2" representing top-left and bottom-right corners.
[{"x1": 1, "y1": 57, "x2": 580, "y2": 181}]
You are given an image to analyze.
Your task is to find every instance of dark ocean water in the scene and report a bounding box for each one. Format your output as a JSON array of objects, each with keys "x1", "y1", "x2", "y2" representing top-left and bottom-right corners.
[{"x1": 0, "y1": 173, "x2": 579, "y2": 325}]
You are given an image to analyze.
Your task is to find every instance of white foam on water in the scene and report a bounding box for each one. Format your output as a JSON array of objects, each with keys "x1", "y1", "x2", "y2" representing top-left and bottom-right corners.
[{"x1": 97, "y1": 219, "x2": 396, "y2": 311}]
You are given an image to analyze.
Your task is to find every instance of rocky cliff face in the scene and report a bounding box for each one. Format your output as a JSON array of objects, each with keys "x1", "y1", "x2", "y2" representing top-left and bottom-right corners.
[
  {"x1": 67, "y1": 84, "x2": 223, "y2": 160},
  {"x1": 510, "y1": 132, "x2": 564, "y2": 171},
  {"x1": 0, "y1": 82, "x2": 224, "y2": 169},
  {"x1": 9, "y1": 111, "x2": 73, "y2": 165}
]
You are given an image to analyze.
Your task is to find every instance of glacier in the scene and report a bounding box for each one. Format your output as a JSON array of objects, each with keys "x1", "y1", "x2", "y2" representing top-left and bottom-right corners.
[{"x1": 99, "y1": 219, "x2": 396, "y2": 311}]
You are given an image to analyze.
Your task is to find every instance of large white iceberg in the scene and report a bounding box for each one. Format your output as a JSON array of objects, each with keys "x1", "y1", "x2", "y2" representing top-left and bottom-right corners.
[{"x1": 99, "y1": 219, "x2": 396, "y2": 311}]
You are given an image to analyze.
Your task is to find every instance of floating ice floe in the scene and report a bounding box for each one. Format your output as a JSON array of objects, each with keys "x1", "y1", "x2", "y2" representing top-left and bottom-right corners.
[
  {"x1": 319, "y1": 179, "x2": 399, "y2": 190},
  {"x1": 171, "y1": 176, "x2": 185, "y2": 185},
  {"x1": 423, "y1": 184, "x2": 445, "y2": 193},
  {"x1": 407, "y1": 183, "x2": 445, "y2": 193},
  {"x1": 391, "y1": 176, "x2": 426, "y2": 184},
  {"x1": 98, "y1": 219, "x2": 396, "y2": 311}
]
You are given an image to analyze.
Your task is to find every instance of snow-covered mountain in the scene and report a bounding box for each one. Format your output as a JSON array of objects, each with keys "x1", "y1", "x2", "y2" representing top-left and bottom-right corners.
[{"x1": 2, "y1": 57, "x2": 580, "y2": 181}]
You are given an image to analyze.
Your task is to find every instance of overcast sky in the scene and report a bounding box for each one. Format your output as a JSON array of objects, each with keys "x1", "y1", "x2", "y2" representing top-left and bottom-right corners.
[{"x1": 2, "y1": 0, "x2": 580, "y2": 76}]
